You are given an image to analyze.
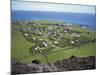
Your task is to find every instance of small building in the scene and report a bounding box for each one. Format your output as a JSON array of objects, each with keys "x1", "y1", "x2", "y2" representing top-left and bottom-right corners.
[
  {"x1": 42, "y1": 42, "x2": 48, "y2": 47},
  {"x1": 24, "y1": 33, "x2": 29, "y2": 37},
  {"x1": 71, "y1": 40, "x2": 75, "y2": 44},
  {"x1": 72, "y1": 33, "x2": 80, "y2": 37},
  {"x1": 54, "y1": 41, "x2": 59, "y2": 44}
]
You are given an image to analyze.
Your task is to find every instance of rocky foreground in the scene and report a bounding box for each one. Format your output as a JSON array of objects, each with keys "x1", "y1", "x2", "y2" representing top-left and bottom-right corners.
[{"x1": 11, "y1": 56, "x2": 96, "y2": 75}]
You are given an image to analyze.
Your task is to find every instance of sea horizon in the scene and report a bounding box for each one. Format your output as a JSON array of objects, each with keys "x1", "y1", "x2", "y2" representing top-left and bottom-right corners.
[{"x1": 11, "y1": 10, "x2": 96, "y2": 30}]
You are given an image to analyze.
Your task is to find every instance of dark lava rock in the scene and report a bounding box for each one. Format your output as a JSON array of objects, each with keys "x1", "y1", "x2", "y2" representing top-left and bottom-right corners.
[
  {"x1": 11, "y1": 60, "x2": 31, "y2": 75},
  {"x1": 54, "y1": 56, "x2": 96, "y2": 71},
  {"x1": 32, "y1": 60, "x2": 41, "y2": 64},
  {"x1": 70, "y1": 55, "x2": 76, "y2": 58},
  {"x1": 11, "y1": 56, "x2": 96, "y2": 74}
]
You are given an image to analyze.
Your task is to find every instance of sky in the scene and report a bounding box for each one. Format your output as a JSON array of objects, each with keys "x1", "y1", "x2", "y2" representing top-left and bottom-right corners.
[{"x1": 12, "y1": 0, "x2": 96, "y2": 14}]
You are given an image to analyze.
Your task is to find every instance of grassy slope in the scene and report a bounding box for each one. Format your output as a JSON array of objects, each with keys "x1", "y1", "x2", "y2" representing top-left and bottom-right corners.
[
  {"x1": 16, "y1": 20, "x2": 64, "y2": 24},
  {"x1": 19, "y1": 42, "x2": 95, "y2": 63},
  {"x1": 11, "y1": 29, "x2": 33, "y2": 59},
  {"x1": 11, "y1": 21, "x2": 96, "y2": 64},
  {"x1": 48, "y1": 42, "x2": 96, "y2": 62}
]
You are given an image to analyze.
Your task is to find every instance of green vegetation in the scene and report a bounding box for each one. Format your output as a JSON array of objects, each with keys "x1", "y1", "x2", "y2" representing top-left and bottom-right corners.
[
  {"x1": 11, "y1": 29, "x2": 33, "y2": 59},
  {"x1": 11, "y1": 20, "x2": 96, "y2": 64}
]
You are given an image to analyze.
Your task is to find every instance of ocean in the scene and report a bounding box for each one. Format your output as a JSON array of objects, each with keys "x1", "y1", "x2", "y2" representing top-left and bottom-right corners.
[{"x1": 11, "y1": 10, "x2": 96, "y2": 30}]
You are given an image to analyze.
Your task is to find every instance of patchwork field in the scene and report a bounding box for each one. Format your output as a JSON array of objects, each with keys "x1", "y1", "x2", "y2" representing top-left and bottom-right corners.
[{"x1": 11, "y1": 20, "x2": 96, "y2": 64}]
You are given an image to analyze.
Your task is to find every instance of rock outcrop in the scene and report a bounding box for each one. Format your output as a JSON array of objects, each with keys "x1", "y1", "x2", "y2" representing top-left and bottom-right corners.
[{"x1": 11, "y1": 56, "x2": 96, "y2": 75}]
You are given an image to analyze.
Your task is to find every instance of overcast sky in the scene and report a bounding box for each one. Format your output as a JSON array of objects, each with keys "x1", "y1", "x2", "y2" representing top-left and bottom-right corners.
[{"x1": 12, "y1": 0, "x2": 95, "y2": 14}]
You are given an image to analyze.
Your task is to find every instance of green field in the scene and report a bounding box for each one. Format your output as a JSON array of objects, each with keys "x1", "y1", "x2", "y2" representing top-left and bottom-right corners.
[{"x1": 11, "y1": 20, "x2": 96, "y2": 64}]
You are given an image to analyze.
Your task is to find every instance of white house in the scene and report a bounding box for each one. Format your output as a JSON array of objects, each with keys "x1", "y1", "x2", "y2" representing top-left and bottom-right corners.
[
  {"x1": 42, "y1": 42, "x2": 48, "y2": 47},
  {"x1": 24, "y1": 33, "x2": 28, "y2": 37},
  {"x1": 71, "y1": 40, "x2": 75, "y2": 44}
]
